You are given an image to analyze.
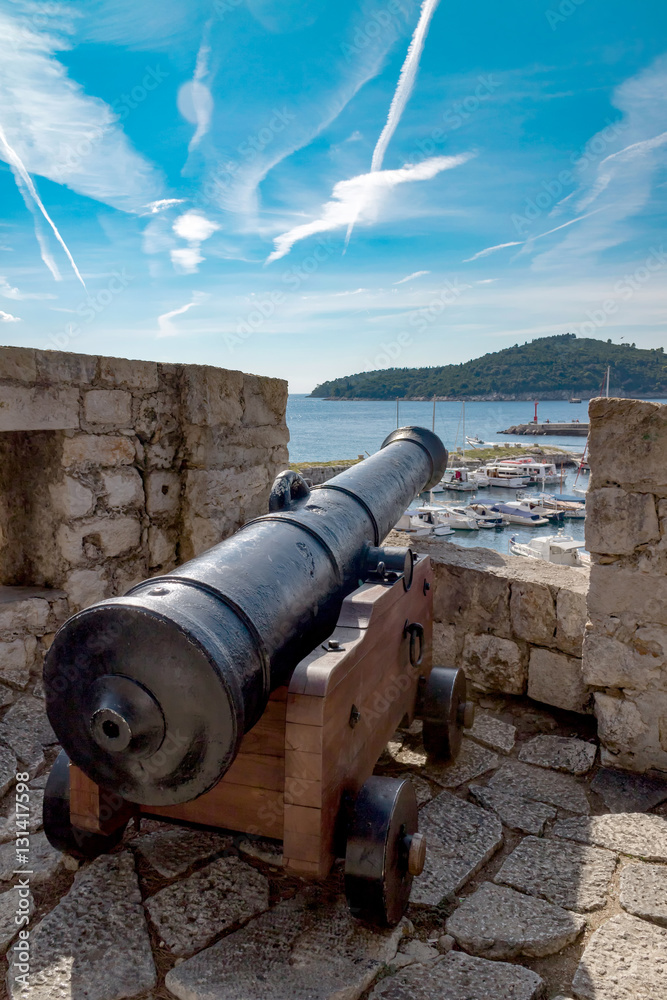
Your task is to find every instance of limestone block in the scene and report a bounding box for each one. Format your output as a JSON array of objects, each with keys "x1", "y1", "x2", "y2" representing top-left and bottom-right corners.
[
  {"x1": 461, "y1": 633, "x2": 526, "y2": 695},
  {"x1": 62, "y1": 434, "x2": 135, "y2": 468},
  {"x1": 133, "y1": 391, "x2": 179, "y2": 442},
  {"x1": 84, "y1": 389, "x2": 132, "y2": 426},
  {"x1": 145, "y1": 470, "x2": 180, "y2": 517},
  {"x1": 432, "y1": 622, "x2": 460, "y2": 666},
  {"x1": 98, "y1": 356, "x2": 159, "y2": 391},
  {"x1": 528, "y1": 647, "x2": 590, "y2": 714},
  {"x1": 182, "y1": 516, "x2": 226, "y2": 560},
  {"x1": 0, "y1": 347, "x2": 37, "y2": 382},
  {"x1": 242, "y1": 373, "x2": 287, "y2": 423},
  {"x1": 588, "y1": 397, "x2": 667, "y2": 494},
  {"x1": 48, "y1": 476, "x2": 95, "y2": 519},
  {"x1": 0, "y1": 385, "x2": 79, "y2": 431},
  {"x1": 34, "y1": 349, "x2": 97, "y2": 385},
  {"x1": 0, "y1": 596, "x2": 50, "y2": 634},
  {"x1": 510, "y1": 580, "x2": 556, "y2": 645},
  {"x1": 148, "y1": 526, "x2": 176, "y2": 568},
  {"x1": 101, "y1": 468, "x2": 143, "y2": 508},
  {"x1": 556, "y1": 587, "x2": 586, "y2": 655},
  {"x1": 185, "y1": 467, "x2": 268, "y2": 518},
  {"x1": 64, "y1": 568, "x2": 109, "y2": 610},
  {"x1": 181, "y1": 365, "x2": 244, "y2": 427},
  {"x1": 586, "y1": 487, "x2": 660, "y2": 555},
  {"x1": 0, "y1": 637, "x2": 35, "y2": 688},
  {"x1": 582, "y1": 632, "x2": 659, "y2": 690},
  {"x1": 594, "y1": 693, "x2": 648, "y2": 756},
  {"x1": 433, "y1": 562, "x2": 511, "y2": 637},
  {"x1": 58, "y1": 517, "x2": 141, "y2": 564}
]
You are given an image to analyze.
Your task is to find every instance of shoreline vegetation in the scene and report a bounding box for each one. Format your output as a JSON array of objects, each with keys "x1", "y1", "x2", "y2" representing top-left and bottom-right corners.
[
  {"x1": 291, "y1": 445, "x2": 580, "y2": 471},
  {"x1": 308, "y1": 334, "x2": 667, "y2": 401}
]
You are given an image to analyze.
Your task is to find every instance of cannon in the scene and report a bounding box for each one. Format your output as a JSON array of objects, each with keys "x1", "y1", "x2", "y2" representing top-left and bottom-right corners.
[{"x1": 42, "y1": 426, "x2": 473, "y2": 926}]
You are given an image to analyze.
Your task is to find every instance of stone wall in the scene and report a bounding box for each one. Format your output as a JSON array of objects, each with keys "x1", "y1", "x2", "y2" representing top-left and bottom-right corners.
[
  {"x1": 0, "y1": 347, "x2": 289, "y2": 611},
  {"x1": 583, "y1": 397, "x2": 667, "y2": 773},
  {"x1": 386, "y1": 532, "x2": 591, "y2": 714}
]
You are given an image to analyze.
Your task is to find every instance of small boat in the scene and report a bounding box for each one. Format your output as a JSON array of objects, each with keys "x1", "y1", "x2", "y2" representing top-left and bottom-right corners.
[
  {"x1": 437, "y1": 468, "x2": 477, "y2": 491},
  {"x1": 529, "y1": 492, "x2": 586, "y2": 519},
  {"x1": 468, "y1": 502, "x2": 510, "y2": 526},
  {"x1": 489, "y1": 502, "x2": 549, "y2": 526},
  {"x1": 499, "y1": 458, "x2": 560, "y2": 484},
  {"x1": 394, "y1": 509, "x2": 454, "y2": 537},
  {"x1": 569, "y1": 397, "x2": 582, "y2": 404},
  {"x1": 509, "y1": 532, "x2": 590, "y2": 567},
  {"x1": 449, "y1": 504, "x2": 505, "y2": 529},
  {"x1": 466, "y1": 435, "x2": 525, "y2": 449},
  {"x1": 472, "y1": 465, "x2": 532, "y2": 489},
  {"x1": 502, "y1": 499, "x2": 564, "y2": 522},
  {"x1": 421, "y1": 504, "x2": 478, "y2": 530}
]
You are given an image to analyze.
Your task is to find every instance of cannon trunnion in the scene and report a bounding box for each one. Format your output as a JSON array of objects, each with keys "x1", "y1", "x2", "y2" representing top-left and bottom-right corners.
[{"x1": 42, "y1": 426, "x2": 472, "y2": 926}]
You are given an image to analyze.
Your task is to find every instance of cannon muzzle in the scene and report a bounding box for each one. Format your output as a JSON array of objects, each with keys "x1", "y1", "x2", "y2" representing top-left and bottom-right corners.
[{"x1": 44, "y1": 426, "x2": 447, "y2": 806}]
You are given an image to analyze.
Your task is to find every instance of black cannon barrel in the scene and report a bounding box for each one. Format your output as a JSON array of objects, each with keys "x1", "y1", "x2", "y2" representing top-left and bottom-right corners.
[{"x1": 44, "y1": 426, "x2": 447, "y2": 806}]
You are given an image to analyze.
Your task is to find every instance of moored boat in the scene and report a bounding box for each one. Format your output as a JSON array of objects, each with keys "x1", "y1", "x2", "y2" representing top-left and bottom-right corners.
[
  {"x1": 472, "y1": 464, "x2": 532, "y2": 488},
  {"x1": 489, "y1": 502, "x2": 549, "y2": 526},
  {"x1": 509, "y1": 532, "x2": 590, "y2": 567}
]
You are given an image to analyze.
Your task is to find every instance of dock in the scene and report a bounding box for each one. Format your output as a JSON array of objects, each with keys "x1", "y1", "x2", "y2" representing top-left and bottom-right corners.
[{"x1": 500, "y1": 422, "x2": 589, "y2": 437}]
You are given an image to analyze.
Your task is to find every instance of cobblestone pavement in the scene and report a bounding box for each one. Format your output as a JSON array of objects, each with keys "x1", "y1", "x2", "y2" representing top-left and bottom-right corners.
[{"x1": 2, "y1": 693, "x2": 667, "y2": 1000}]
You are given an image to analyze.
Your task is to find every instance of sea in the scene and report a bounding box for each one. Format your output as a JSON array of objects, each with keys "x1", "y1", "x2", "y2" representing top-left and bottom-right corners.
[{"x1": 286, "y1": 395, "x2": 598, "y2": 556}]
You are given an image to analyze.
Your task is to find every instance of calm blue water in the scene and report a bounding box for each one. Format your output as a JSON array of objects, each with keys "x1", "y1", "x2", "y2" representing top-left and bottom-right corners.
[{"x1": 286, "y1": 395, "x2": 592, "y2": 555}]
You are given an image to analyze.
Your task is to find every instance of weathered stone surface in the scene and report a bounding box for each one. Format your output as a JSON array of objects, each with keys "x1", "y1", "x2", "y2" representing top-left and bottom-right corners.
[
  {"x1": 591, "y1": 767, "x2": 667, "y2": 813},
  {"x1": 0, "y1": 697, "x2": 55, "y2": 769},
  {"x1": 495, "y1": 835, "x2": 617, "y2": 912},
  {"x1": 101, "y1": 468, "x2": 143, "y2": 508},
  {"x1": 586, "y1": 487, "x2": 660, "y2": 555},
  {"x1": 553, "y1": 813, "x2": 667, "y2": 861},
  {"x1": 411, "y1": 790, "x2": 503, "y2": 906},
  {"x1": 61, "y1": 433, "x2": 135, "y2": 468},
  {"x1": 461, "y1": 633, "x2": 526, "y2": 695},
  {"x1": 58, "y1": 515, "x2": 142, "y2": 564},
  {"x1": 424, "y1": 738, "x2": 499, "y2": 788},
  {"x1": 433, "y1": 558, "x2": 510, "y2": 636},
  {"x1": 7, "y1": 852, "x2": 156, "y2": 999},
  {"x1": 510, "y1": 580, "x2": 556, "y2": 646},
  {"x1": 588, "y1": 397, "x2": 667, "y2": 493},
  {"x1": 528, "y1": 647, "x2": 590, "y2": 714},
  {"x1": 145, "y1": 856, "x2": 269, "y2": 957},
  {"x1": 466, "y1": 711, "x2": 516, "y2": 754},
  {"x1": 84, "y1": 388, "x2": 132, "y2": 426},
  {"x1": 396, "y1": 939, "x2": 439, "y2": 964},
  {"x1": 0, "y1": 887, "x2": 33, "y2": 952},
  {"x1": 0, "y1": 346, "x2": 37, "y2": 382},
  {"x1": 165, "y1": 890, "x2": 404, "y2": 1000},
  {"x1": 48, "y1": 475, "x2": 95, "y2": 518},
  {"x1": 0, "y1": 637, "x2": 34, "y2": 689},
  {"x1": 145, "y1": 469, "x2": 180, "y2": 516},
  {"x1": 587, "y1": 562, "x2": 667, "y2": 626},
  {"x1": 370, "y1": 951, "x2": 544, "y2": 1000},
  {"x1": 556, "y1": 587, "x2": 586, "y2": 655},
  {"x1": 593, "y1": 693, "x2": 649, "y2": 758},
  {"x1": 64, "y1": 567, "x2": 108, "y2": 609},
  {"x1": 446, "y1": 882, "x2": 585, "y2": 959},
  {"x1": 238, "y1": 837, "x2": 283, "y2": 865},
  {"x1": 0, "y1": 385, "x2": 79, "y2": 431},
  {"x1": 487, "y1": 761, "x2": 590, "y2": 814},
  {"x1": 572, "y1": 912, "x2": 667, "y2": 1000},
  {"x1": 0, "y1": 788, "x2": 44, "y2": 843},
  {"x1": 133, "y1": 826, "x2": 233, "y2": 877},
  {"x1": 469, "y1": 784, "x2": 556, "y2": 835},
  {"x1": 34, "y1": 349, "x2": 97, "y2": 385},
  {"x1": 518, "y1": 735, "x2": 597, "y2": 775},
  {"x1": 582, "y1": 630, "x2": 663, "y2": 690},
  {"x1": 98, "y1": 356, "x2": 159, "y2": 391},
  {"x1": 0, "y1": 831, "x2": 62, "y2": 885},
  {"x1": 620, "y1": 862, "x2": 667, "y2": 926},
  {"x1": 0, "y1": 594, "x2": 50, "y2": 634},
  {"x1": 181, "y1": 366, "x2": 244, "y2": 427},
  {"x1": 0, "y1": 746, "x2": 17, "y2": 798}
]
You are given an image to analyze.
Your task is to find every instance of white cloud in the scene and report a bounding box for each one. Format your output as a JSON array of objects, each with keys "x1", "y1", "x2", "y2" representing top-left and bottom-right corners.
[
  {"x1": 178, "y1": 23, "x2": 214, "y2": 152},
  {"x1": 0, "y1": 276, "x2": 55, "y2": 300},
  {"x1": 0, "y1": 310, "x2": 21, "y2": 323},
  {"x1": 463, "y1": 241, "x2": 522, "y2": 263},
  {"x1": 170, "y1": 247, "x2": 204, "y2": 274},
  {"x1": 173, "y1": 211, "x2": 220, "y2": 243},
  {"x1": 157, "y1": 292, "x2": 206, "y2": 337},
  {"x1": 266, "y1": 154, "x2": 472, "y2": 263},
  {"x1": 394, "y1": 270, "x2": 430, "y2": 284},
  {"x1": 142, "y1": 198, "x2": 186, "y2": 216}
]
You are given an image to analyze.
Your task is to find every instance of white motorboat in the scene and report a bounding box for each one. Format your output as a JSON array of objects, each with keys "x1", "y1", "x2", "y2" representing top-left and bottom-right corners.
[
  {"x1": 501, "y1": 499, "x2": 565, "y2": 523},
  {"x1": 437, "y1": 468, "x2": 477, "y2": 491},
  {"x1": 466, "y1": 435, "x2": 525, "y2": 449},
  {"x1": 529, "y1": 492, "x2": 586, "y2": 519},
  {"x1": 509, "y1": 532, "x2": 590, "y2": 568},
  {"x1": 489, "y1": 502, "x2": 550, "y2": 526},
  {"x1": 426, "y1": 505, "x2": 479, "y2": 530},
  {"x1": 449, "y1": 504, "x2": 504, "y2": 529},
  {"x1": 472, "y1": 465, "x2": 532, "y2": 489},
  {"x1": 394, "y1": 509, "x2": 454, "y2": 537},
  {"x1": 468, "y1": 502, "x2": 510, "y2": 526},
  {"x1": 498, "y1": 458, "x2": 560, "y2": 484}
]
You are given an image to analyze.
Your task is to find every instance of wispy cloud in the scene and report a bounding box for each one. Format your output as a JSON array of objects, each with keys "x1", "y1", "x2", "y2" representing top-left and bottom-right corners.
[
  {"x1": 0, "y1": 123, "x2": 86, "y2": 288},
  {"x1": 170, "y1": 210, "x2": 220, "y2": 273},
  {"x1": 179, "y1": 21, "x2": 214, "y2": 153},
  {"x1": 463, "y1": 241, "x2": 522, "y2": 262},
  {"x1": 157, "y1": 292, "x2": 206, "y2": 337},
  {"x1": 142, "y1": 199, "x2": 186, "y2": 216},
  {"x1": 266, "y1": 155, "x2": 472, "y2": 263},
  {"x1": 0, "y1": 276, "x2": 56, "y2": 300},
  {"x1": 0, "y1": 310, "x2": 21, "y2": 323},
  {"x1": 394, "y1": 270, "x2": 431, "y2": 284}
]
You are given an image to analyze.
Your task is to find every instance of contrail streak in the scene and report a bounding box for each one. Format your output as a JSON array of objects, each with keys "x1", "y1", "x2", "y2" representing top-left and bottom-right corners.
[
  {"x1": 345, "y1": 0, "x2": 441, "y2": 247},
  {"x1": 0, "y1": 123, "x2": 86, "y2": 289}
]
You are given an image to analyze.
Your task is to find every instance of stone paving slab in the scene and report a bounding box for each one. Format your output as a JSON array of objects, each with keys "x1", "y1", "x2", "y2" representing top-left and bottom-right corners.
[
  {"x1": 469, "y1": 783, "x2": 557, "y2": 835},
  {"x1": 466, "y1": 712, "x2": 516, "y2": 754},
  {"x1": 145, "y1": 856, "x2": 269, "y2": 957},
  {"x1": 0, "y1": 887, "x2": 33, "y2": 952},
  {"x1": 619, "y1": 861, "x2": 667, "y2": 926},
  {"x1": 6, "y1": 851, "x2": 156, "y2": 1000},
  {"x1": 572, "y1": 912, "x2": 667, "y2": 1000},
  {"x1": 445, "y1": 882, "x2": 585, "y2": 959},
  {"x1": 411, "y1": 790, "x2": 503, "y2": 906},
  {"x1": 0, "y1": 789, "x2": 43, "y2": 844},
  {"x1": 238, "y1": 836, "x2": 283, "y2": 866},
  {"x1": 518, "y1": 735, "x2": 597, "y2": 775},
  {"x1": 591, "y1": 767, "x2": 667, "y2": 813},
  {"x1": 552, "y1": 812, "x2": 667, "y2": 861},
  {"x1": 0, "y1": 831, "x2": 63, "y2": 886},
  {"x1": 165, "y1": 890, "x2": 405, "y2": 1000},
  {"x1": 487, "y1": 761, "x2": 590, "y2": 814},
  {"x1": 369, "y1": 950, "x2": 544, "y2": 1000},
  {"x1": 133, "y1": 826, "x2": 234, "y2": 877},
  {"x1": 494, "y1": 835, "x2": 617, "y2": 912},
  {"x1": 424, "y1": 738, "x2": 499, "y2": 789},
  {"x1": 0, "y1": 745, "x2": 17, "y2": 798},
  {"x1": 0, "y1": 697, "x2": 56, "y2": 770}
]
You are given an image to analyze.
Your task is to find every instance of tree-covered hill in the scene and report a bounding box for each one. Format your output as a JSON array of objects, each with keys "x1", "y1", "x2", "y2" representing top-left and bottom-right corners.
[{"x1": 309, "y1": 335, "x2": 667, "y2": 400}]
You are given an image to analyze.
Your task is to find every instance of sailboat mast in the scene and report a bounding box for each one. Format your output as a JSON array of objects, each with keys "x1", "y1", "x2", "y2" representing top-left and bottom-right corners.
[
  {"x1": 462, "y1": 401, "x2": 466, "y2": 464},
  {"x1": 605, "y1": 366, "x2": 610, "y2": 397},
  {"x1": 432, "y1": 396, "x2": 436, "y2": 432}
]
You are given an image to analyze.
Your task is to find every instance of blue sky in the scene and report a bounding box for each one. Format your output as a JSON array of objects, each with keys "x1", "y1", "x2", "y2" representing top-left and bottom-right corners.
[{"x1": 0, "y1": 0, "x2": 665, "y2": 392}]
